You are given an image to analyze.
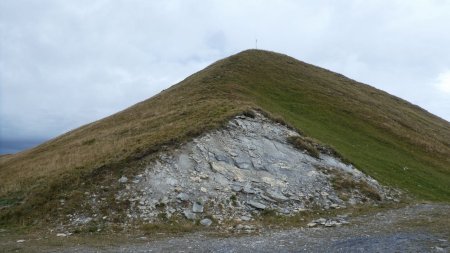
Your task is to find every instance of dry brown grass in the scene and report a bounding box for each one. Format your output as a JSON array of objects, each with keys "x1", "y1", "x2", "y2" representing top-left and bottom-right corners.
[
  {"x1": 287, "y1": 136, "x2": 321, "y2": 158},
  {"x1": 1, "y1": 49, "x2": 449, "y2": 226},
  {"x1": 331, "y1": 172, "x2": 382, "y2": 201}
]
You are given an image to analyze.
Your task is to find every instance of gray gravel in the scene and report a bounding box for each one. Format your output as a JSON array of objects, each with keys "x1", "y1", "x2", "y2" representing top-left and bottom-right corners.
[{"x1": 3, "y1": 203, "x2": 448, "y2": 252}]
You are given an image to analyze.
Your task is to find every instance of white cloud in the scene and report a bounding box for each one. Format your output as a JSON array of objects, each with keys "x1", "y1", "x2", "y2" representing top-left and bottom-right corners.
[{"x1": 436, "y1": 70, "x2": 450, "y2": 94}]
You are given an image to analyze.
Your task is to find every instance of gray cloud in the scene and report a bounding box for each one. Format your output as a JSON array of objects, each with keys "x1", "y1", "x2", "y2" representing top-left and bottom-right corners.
[{"x1": 1, "y1": 0, "x2": 449, "y2": 154}]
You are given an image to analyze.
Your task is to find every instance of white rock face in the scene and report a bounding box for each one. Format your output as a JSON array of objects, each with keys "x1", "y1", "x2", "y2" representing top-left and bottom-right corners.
[{"x1": 117, "y1": 112, "x2": 395, "y2": 222}]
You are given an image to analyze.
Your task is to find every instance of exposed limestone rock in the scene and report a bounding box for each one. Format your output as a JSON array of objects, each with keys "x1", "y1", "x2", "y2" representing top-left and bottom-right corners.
[{"x1": 114, "y1": 112, "x2": 399, "y2": 224}]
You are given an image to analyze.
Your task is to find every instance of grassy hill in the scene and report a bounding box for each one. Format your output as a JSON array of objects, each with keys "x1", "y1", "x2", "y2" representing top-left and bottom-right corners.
[{"x1": 1, "y1": 49, "x2": 449, "y2": 225}]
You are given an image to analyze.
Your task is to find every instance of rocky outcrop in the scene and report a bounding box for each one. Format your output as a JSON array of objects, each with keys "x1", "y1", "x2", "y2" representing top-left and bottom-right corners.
[{"x1": 115, "y1": 112, "x2": 399, "y2": 225}]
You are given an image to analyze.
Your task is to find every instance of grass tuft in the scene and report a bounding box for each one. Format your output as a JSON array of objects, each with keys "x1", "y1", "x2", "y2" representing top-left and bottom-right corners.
[{"x1": 287, "y1": 136, "x2": 321, "y2": 158}]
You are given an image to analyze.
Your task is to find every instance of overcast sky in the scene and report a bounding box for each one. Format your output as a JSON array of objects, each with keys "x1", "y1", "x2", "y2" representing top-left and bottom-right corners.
[{"x1": 1, "y1": 0, "x2": 450, "y2": 154}]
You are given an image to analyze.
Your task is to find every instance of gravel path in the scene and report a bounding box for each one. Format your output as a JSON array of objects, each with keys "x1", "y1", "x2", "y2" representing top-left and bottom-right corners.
[{"x1": 2, "y1": 204, "x2": 449, "y2": 252}]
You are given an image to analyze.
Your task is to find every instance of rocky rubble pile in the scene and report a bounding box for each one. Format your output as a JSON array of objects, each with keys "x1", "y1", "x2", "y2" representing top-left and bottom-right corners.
[
  {"x1": 307, "y1": 214, "x2": 350, "y2": 228},
  {"x1": 112, "y1": 112, "x2": 399, "y2": 227}
]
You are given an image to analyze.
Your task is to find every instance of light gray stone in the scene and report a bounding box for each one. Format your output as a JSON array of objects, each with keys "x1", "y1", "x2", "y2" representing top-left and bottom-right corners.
[
  {"x1": 177, "y1": 193, "x2": 189, "y2": 201},
  {"x1": 247, "y1": 200, "x2": 267, "y2": 210},
  {"x1": 266, "y1": 190, "x2": 288, "y2": 202},
  {"x1": 325, "y1": 220, "x2": 337, "y2": 227},
  {"x1": 307, "y1": 222, "x2": 317, "y2": 228},
  {"x1": 231, "y1": 184, "x2": 243, "y2": 192},
  {"x1": 240, "y1": 215, "x2": 251, "y2": 221},
  {"x1": 118, "y1": 176, "x2": 128, "y2": 183},
  {"x1": 200, "y1": 218, "x2": 212, "y2": 226},
  {"x1": 193, "y1": 202, "x2": 204, "y2": 213},
  {"x1": 315, "y1": 218, "x2": 326, "y2": 225},
  {"x1": 183, "y1": 210, "x2": 196, "y2": 220}
]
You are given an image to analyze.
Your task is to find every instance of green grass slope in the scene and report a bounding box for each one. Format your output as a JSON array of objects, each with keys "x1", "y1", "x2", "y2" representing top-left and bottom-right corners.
[{"x1": 1, "y1": 50, "x2": 449, "y2": 224}]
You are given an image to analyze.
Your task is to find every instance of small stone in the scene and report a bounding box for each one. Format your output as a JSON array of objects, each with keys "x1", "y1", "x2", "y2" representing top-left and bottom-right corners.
[
  {"x1": 118, "y1": 176, "x2": 128, "y2": 183},
  {"x1": 200, "y1": 187, "x2": 207, "y2": 193},
  {"x1": 260, "y1": 194, "x2": 276, "y2": 203},
  {"x1": 240, "y1": 216, "x2": 251, "y2": 221},
  {"x1": 231, "y1": 185, "x2": 243, "y2": 192},
  {"x1": 200, "y1": 218, "x2": 212, "y2": 226},
  {"x1": 56, "y1": 233, "x2": 67, "y2": 237},
  {"x1": 307, "y1": 222, "x2": 317, "y2": 228},
  {"x1": 243, "y1": 225, "x2": 255, "y2": 230},
  {"x1": 183, "y1": 210, "x2": 196, "y2": 220},
  {"x1": 247, "y1": 200, "x2": 266, "y2": 210},
  {"x1": 243, "y1": 185, "x2": 256, "y2": 194},
  {"x1": 177, "y1": 193, "x2": 189, "y2": 201},
  {"x1": 159, "y1": 196, "x2": 168, "y2": 204},
  {"x1": 321, "y1": 192, "x2": 329, "y2": 196},
  {"x1": 16, "y1": 239, "x2": 25, "y2": 243},
  {"x1": 325, "y1": 220, "x2": 337, "y2": 227},
  {"x1": 192, "y1": 202, "x2": 204, "y2": 213},
  {"x1": 315, "y1": 218, "x2": 326, "y2": 225},
  {"x1": 266, "y1": 190, "x2": 288, "y2": 202},
  {"x1": 190, "y1": 176, "x2": 201, "y2": 182},
  {"x1": 435, "y1": 246, "x2": 444, "y2": 252},
  {"x1": 330, "y1": 204, "x2": 339, "y2": 209}
]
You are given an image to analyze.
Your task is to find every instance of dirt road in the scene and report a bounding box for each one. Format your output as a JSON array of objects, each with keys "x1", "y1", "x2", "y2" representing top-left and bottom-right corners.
[{"x1": 2, "y1": 204, "x2": 448, "y2": 252}]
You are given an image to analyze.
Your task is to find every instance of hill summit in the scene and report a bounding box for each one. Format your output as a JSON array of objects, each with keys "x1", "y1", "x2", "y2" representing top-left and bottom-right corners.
[{"x1": 1, "y1": 49, "x2": 449, "y2": 227}]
